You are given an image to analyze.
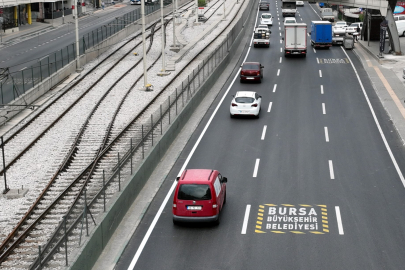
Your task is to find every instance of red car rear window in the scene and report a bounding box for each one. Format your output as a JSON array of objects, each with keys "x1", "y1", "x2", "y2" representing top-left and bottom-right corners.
[
  {"x1": 243, "y1": 64, "x2": 259, "y2": 70},
  {"x1": 178, "y1": 184, "x2": 212, "y2": 200}
]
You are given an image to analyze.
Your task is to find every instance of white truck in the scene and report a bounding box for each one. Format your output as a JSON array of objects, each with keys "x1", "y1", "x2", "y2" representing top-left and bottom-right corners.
[
  {"x1": 283, "y1": 23, "x2": 307, "y2": 56},
  {"x1": 321, "y1": 8, "x2": 334, "y2": 22},
  {"x1": 282, "y1": 1, "x2": 297, "y2": 17},
  {"x1": 253, "y1": 28, "x2": 270, "y2": 47}
]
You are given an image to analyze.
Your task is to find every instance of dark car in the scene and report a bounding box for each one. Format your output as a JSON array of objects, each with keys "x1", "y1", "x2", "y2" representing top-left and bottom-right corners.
[
  {"x1": 240, "y1": 62, "x2": 264, "y2": 83},
  {"x1": 259, "y1": 1, "x2": 270, "y2": 10}
]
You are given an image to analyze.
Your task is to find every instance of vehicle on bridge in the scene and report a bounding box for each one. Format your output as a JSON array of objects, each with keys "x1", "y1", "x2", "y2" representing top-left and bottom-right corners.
[
  {"x1": 173, "y1": 169, "x2": 227, "y2": 225},
  {"x1": 283, "y1": 23, "x2": 307, "y2": 56},
  {"x1": 310, "y1": 21, "x2": 332, "y2": 48},
  {"x1": 282, "y1": 1, "x2": 297, "y2": 17}
]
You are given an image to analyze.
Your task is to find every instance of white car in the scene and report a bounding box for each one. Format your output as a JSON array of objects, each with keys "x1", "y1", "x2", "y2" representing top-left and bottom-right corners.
[
  {"x1": 257, "y1": 24, "x2": 270, "y2": 30},
  {"x1": 333, "y1": 21, "x2": 348, "y2": 35},
  {"x1": 130, "y1": 0, "x2": 141, "y2": 4},
  {"x1": 296, "y1": 1, "x2": 304, "y2": 6},
  {"x1": 230, "y1": 91, "x2": 262, "y2": 118},
  {"x1": 260, "y1": 13, "x2": 273, "y2": 26},
  {"x1": 283, "y1": 17, "x2": 296, "y2": 24}
]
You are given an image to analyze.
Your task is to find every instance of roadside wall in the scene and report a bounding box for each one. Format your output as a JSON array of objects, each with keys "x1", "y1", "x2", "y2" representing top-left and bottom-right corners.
[{"x1": 67, "y1": 0, "x2": 256, "y2": 269}]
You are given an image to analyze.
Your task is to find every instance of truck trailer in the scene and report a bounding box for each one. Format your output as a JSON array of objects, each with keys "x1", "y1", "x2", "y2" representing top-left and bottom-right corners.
[
  {"x1": 310, "y1": 21, "x2": 332, "y2": 48},
  {"x1": 284, "y1": 23, "x2": 307, "y2": 56}
]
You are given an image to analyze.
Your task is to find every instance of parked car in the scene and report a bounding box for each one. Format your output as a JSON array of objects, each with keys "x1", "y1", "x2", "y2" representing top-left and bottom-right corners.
[
  {"x1": 259, "y1": 1, "x2": 270, "y2": 10},
  {"x1": 230, "y1": 91, "x2": 262, "y2": 118},
  {"x1": 240, "y1": 62, "x2": 264, "y2": 83},
  {"x1": 173, "y1": 169, "x2": 227, "y2": 225},
  {"x1": 260, "y1": 13, "x2": 273, "y2": 26},
  {"x1": 296, "y1": 1, "x2": 304, "y2": 6}
]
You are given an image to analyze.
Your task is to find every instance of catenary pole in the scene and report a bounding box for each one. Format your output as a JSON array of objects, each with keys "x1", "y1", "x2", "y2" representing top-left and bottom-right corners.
[
  {"x1": 141, "y1": 0, "x2": 148, "y2": 87},
  {"x1": 74, "y1": 1, "x2": 81, "y2": 70}
]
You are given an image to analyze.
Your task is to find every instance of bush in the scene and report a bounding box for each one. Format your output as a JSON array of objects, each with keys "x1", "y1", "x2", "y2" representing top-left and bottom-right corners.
[
  {"x1": 359, "y1": 13, "x2": 364, "y2": 22},
  {"x1": 198, "y1": 0, "x2": 206, "y2": 7}
]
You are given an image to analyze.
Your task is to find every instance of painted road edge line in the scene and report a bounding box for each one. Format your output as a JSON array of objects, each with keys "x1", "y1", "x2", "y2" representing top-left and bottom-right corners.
[
  {"x1": 335, "y1": 206, "x2": 344, "y2": 235},
  {"x1": 241, "y1": 205, "x2": 251, "y2": 234},
  {"x1": 261, "y1": 125, "x2": 267, "y2": 140},
  {"x1": 341, "y1": 47, "x2": 405, "y2": 187},
  {"x1": 253, "y1": 159, "x2": 260, "y2": 177},
  {"x1": 126, "y1": 18, "x2": 258, "y2": 270},
  {"x1": 329, "y1": 160, "x2": 335, "y2": 179}
]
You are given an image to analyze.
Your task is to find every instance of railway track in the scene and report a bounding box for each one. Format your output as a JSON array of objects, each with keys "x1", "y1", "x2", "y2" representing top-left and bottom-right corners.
[{"x1": 0, "y1": 0, "x2": 241, "y2": 267}]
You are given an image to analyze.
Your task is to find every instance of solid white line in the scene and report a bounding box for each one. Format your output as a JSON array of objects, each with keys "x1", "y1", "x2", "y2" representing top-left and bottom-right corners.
[
  {"x1": 126, "y1": 13, "x2": 257, "y2": 270},
  {"x1": 316, "y1": 57, "x2": 319, "y2": 64},
  {"x1": 329, "y1": 160, "x2": 335, "y2": 179},
  {"x1": 342, "y1": 47, "x2": 405, "y2": 187},
  {"x1": 313, "y1": 47, "x2": 316, "y2": 53},
  {"x1": 253, "y1": 159, "x2": 260, "y2": 177},
  {"x1": 280, "y1": 57, "x2": 282, "y2": 63},
  {"x1": 321, "y1": 85, "x2": 324, "y2": 94},
  {"x1": 261, "y1": 125, "x2": 267, "y2": 140},
  {"x1": 335, "y1": 206, "x2": 344, "y2": 235},
  {"x1": 268, "y1": 102, "x2": 272, "y2": 112},
  {"x1": 277, "y1": 69, "x2": 280, "y2": 76},
  {"x1": 319, "y1": 70, "x2": 322, "y2": 77},
  {"x1": 324, "y1": 127, "x2": 329, "y2": 142},
  {"x1": 322, "y1": 103, "x2": 326, "y2": 114},
  {"x1": 241, "y1": 205, "x2": 251, "y2": 234},
  {"x1": 273, "y1": 84, "x2": 277, "y2": 92}
]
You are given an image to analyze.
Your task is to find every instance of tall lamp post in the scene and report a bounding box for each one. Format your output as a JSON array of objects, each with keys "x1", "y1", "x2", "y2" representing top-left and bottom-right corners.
[
  {"x1": 141, "y1": 0, "x2": 152, "y2": 90},
  {"x1": 74, "y1": 1, "x2": 82, "y2": 71},
  {"x1": 158, "y1": 0, "x2": 170, "y2": 76}
]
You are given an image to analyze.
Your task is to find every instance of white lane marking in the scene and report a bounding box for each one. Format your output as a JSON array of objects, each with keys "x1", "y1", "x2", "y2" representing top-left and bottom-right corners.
[
  {"x1": 277, "y1": 69, "x2": 280, "y2": 76},
  {"x1": 341, "y1": 47, "x2": 405, "y2": 187},
  {"x1": 316, "y1": 57, "x2": 319, "y2": 64},
  {"x1": 319, "y1": 70, "x2": 322, "y2": 77},
  {"x1": 335, "y1": 206, "x2": 344, "y2": 235},
  {"x1": 241, "y1": 205, "x2": 251, "y2": 234},
  {"x1": 261, "y1": 125, "x2": 267, "y2": 140},
  {"x1": 279, "y1": 27, "x2": 281, "y2": 30},
  {"x1": 324, "y1": 127, "x2": 329, "y2": 142},
  {"x1": 329, "y1": 160, "x2": 335, "y2": 179},
  {"x1": 268, "y1": 102, "x2": 273, "y2": 112},
  {"x1": 280, "y1": 57, "x2": 282, "y2": 63},
  {"x1": 321, "y1": 85, "x2": 324, "y2": 94},
  {"x1": 313, "y1": 47, "x2": 316, "y2": 53},
  {"x1": 280, "y1": 40, "x2": 282, "y2": 44},
  {"x1": 322, "y1": 103, "x2": 326, "y2": 114},
  {"x1": 279, "y1": 32, "x2": 281, "y2": 37},
  {"x1": 126, "y1": 15, "x2": 257, "y2": 270},
  {"x1": 300, "y1": 18, "x2": 303, "y2": 21},
  {"x1": 253, "y1": 159, "x2": 260, "y2": 177},
  {"x1": 278, "y1": 17, "x2": 280, "y2": 20},
  {"x1": 280, "y1": 48, "x2": 283, "y2": 52},
  {"x1": 307, "y1": 33, "x2": 310, "y2": 36},
  {"x1": 273, "y1": 84, "x2": 277, "y2": 92}
]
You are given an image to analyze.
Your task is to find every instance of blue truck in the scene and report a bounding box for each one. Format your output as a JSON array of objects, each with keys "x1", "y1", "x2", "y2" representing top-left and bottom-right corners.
[{"x1": 310, "y1": 21, "x2": 332, "y2": 49}]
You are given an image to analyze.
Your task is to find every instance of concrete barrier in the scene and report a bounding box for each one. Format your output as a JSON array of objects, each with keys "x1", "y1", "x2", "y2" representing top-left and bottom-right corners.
[{"x1": 68, "y1": 0, "x2": 256, "y2": 268}]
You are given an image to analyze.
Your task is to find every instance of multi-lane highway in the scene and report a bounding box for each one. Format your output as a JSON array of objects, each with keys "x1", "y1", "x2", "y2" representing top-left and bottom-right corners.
[{"x1": 114, "y1": 0, "x2": 405, "y2": 269}]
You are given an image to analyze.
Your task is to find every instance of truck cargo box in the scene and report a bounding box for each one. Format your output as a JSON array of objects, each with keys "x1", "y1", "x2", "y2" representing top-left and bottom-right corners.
[
  {"x1": 284, "y1": 23, "x2": 307, "y2": 56},
  {"x1": 310, "y1": 21, "x2": 332, "y2": 48}
]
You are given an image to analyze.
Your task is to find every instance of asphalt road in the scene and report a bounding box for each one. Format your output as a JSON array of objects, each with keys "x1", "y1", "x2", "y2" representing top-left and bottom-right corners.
[{"x1": 114, "y1": 1, "x2": 405, "y2": 269}]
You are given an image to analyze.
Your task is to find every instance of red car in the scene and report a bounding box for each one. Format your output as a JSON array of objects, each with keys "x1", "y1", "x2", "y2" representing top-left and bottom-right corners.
[
  {"x1": 173, "y1": 169, "x2": 227, "y2": 225},
  {"x1": 240, "y1": 62, "x2": 264, "y2": 83}
]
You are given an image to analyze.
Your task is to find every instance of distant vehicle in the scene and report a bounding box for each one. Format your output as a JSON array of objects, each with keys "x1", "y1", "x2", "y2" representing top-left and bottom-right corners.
[
  {"x1": 230, "y1": 91, "x2": 262, "y2": 118},
  {"x1": 240, "y1": 62, "x2": 264, "y2": 83},
  {"x1": 253, "y1": 28, "x2": 271, "y2": 47},
  {"x1": 333, "y1": 21, "x2": 348, "y2": 36},
  {"x1": 259, "y1": 1, "x2": 270, "y2": 10},
  {"x1": 345, "y1": 25, "x2": 357, "y2": 35},
  {"x1": 130, "y1": 0, "x2": 141, "y2": 5},
  {"x1": 173, "y1": 169, "x2": 227, "y2": 225},
  {"x1": 296, "y1": 1, "x2": 304, "y2": 6},
  {"x1": 283, "y1": 23, "x2": 307, "y2": 56},
  {"x1": 310, "y1": 21, "x2": 332, "y2": 48},
  {"x1": 260, "y1": 13, "x2": 273, "y2": 26},
  {"x1": 257, "y1": 24, "x2": 270, "y2": 30},
  {"x1": 350, "y1": 22, "x2": 363, "y2": 32},
  {"x1": 321, "y1": 8, "x2": 334, "y2": 22},
  {"x1": 284, "y1": 17, "x2": 297, "y2": 24},
  {"x1": 282, "y1": 1, "x2": 297, "y2": 17}
]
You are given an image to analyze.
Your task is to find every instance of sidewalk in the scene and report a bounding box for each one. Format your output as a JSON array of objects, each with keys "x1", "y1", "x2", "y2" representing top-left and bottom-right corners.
[{"x1": 355, "y1": 38, "x2": 405, "y2": 144}]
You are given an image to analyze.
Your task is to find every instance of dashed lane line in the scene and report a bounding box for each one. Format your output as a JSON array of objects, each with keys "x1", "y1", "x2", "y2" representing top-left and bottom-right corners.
[
  {"x1": 322, "y1": 103, "x2": 326, "y2": 114},
  {"x1": 277, "y1": 69, "x2": 280, "y2": 76},
  {"x1": 335, "y1": 206, "x2": 344, "y2": 235},
  {"x1": 253, "y1": 159, "x2": 260, "y2": 177},
  {"x1": 324, "y1": 127, "x2": 329, "y2": 142},
  {"x1": 273, "y1": 84, "x2": 277, "y2": 92},
  {"x1": 321, "y1": 85, "x2": 324, "y2": 94},
  {"x1": 241, "y1": 205, "x2": 251, "y2": 234},
  {"x1": 329, "y1": 160, "x2": 335, "y2": 179},
  {"x1": 319, "y1": 70, "x2": 322, "y2": 77},
  {"x1": 261, "y1": 125, "x2": 267, "y2": 140},
  {"x1": 268, "y1": 102, "x2": 272, "y2": 112}
]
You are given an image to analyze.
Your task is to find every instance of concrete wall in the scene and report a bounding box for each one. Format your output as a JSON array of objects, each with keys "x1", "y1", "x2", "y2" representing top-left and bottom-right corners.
[
  {"x1": 0, "y1": 0, "x2": 188, "y2": 126},
  {"x1": 68, "y1": 0, "x2": 255, "y2": 268}
]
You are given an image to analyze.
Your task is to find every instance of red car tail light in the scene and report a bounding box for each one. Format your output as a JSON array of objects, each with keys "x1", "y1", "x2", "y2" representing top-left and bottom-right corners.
[
  {"x1": 241, "y1": 71, "x2": 244, "y2": 75},
  {"x1": 251, "y1": 103, "x2": 258, "y2": 107},
  {"x1": 257, "y1": 71, "x2": 260, "y2": 76},
  {"x1": 232, "y1": 103, "x2": 238, "y2": 107}
]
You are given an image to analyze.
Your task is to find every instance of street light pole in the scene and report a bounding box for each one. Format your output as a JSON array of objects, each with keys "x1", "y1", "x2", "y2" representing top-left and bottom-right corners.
[
  {"x1": 62, "y1": 0, "x2": 65, "y2": 24},
  {"x1": 74, "y1": 1, "x2": 82, "y2": 71},
  {"x1": 1, "y1": 136, "x2": 9, "y2": 194},
  {"x1": 172, "y1": 0, "x2": 176, "y2": 47},
  {"x1": 141, "y1": 0, "x2": 151, "y2": 89},
  {"x1": 158, "y1": 0, "x2": 170, "y2": 76}
]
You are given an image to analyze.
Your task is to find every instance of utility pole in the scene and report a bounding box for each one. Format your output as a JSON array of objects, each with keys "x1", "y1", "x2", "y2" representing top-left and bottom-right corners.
[
  {"x1": 172, "y1": 0, "x2": 176, "y2": 47},
  {"x1": 74, "y1": 1, "x2": 82, "y2": 71},
  {"x1": 158, "y1": 0, "x2": 170, "y2": 76},
  {"x1": 223, "y1": 0, "x2": 226, "y2": 20},
  {"x1": 141, "y1": 0, "x2": 152, "y2": 90},
  {"x1": 62, "y1": 0, "x2": 65, "y2": 24}
]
